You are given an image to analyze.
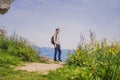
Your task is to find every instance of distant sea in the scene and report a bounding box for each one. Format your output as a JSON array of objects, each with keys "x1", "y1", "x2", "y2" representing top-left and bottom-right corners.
[{"x1": 33, "y1": 46, "x2": 75, "y2": 61}]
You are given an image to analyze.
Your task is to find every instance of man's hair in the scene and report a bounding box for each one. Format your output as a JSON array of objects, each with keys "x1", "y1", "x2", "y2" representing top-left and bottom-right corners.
[{"x1": 56, "y1": 28, "x2": 60, "y2": 31}]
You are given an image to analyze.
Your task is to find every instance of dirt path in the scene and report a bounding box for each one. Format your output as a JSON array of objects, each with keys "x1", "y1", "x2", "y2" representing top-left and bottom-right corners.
[{"x1": 16, "y1": 62, "x2": 64, "y2": 75}]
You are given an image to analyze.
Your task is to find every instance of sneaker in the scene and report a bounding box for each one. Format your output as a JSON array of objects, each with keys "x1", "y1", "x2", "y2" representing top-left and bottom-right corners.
[
  {"x1": 54, "y1": 59, "x2": 57, "y2": 61},
  {"x1": 59, "y1": 60, "x2": 63, "y2": 62}
]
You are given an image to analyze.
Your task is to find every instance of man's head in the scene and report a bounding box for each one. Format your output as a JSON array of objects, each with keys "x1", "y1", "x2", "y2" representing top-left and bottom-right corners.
[{"x1": 56, "y1": 28, "x2": 60, "y2": 33}]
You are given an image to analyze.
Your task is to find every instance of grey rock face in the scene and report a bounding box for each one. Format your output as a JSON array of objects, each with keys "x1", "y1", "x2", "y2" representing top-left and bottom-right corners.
[{"x1": 0, "y1": 0, "x2": 14, "y2": 14}]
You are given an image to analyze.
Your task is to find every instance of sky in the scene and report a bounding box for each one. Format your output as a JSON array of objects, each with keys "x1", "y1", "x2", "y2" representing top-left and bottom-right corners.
[{"x1": 0, "y1": 0, "x2": 120, "y2": 49}]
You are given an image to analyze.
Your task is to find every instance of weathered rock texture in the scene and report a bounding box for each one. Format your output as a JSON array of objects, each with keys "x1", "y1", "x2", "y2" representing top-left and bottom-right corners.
[{"x1": 0, "y1": 0, "x2": 14, "y2": 14}]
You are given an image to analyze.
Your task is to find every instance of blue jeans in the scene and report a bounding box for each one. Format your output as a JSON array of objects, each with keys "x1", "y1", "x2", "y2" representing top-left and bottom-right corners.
[{"x1": 54, "y1": 44, "x2": 61, "y2": 61}]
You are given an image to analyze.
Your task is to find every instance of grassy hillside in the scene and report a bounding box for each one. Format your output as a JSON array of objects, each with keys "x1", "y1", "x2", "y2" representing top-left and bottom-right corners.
[
  {"x1": 0, "y1": 32, "x2": 39, "y2": 64},
  {"x1": 0, "y1": 31, "x2": 45, "y2": 80},
  {"x1": 0, "y1": 30, "x2": 120, "y2": 80},
  {"x1": 48, "y1": 32, "x2": 120, "y2": 80},
  {"x1": 48, "y1": 41, "x2": 120, "y2": 80}
]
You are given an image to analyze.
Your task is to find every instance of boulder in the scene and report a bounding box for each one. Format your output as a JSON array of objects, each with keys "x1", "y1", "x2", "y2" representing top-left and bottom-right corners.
[{"x1": 0, "y1": 0, "x2": 14, "y2": 14}]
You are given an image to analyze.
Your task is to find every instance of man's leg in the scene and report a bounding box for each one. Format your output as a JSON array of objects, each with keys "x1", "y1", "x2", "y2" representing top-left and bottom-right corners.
[
  {"x1": 54, "y1": 47, "x2": 57, "y2": 61},
  {"x1": 58, "y1": 44, "x2": 62, "y2": 61}
]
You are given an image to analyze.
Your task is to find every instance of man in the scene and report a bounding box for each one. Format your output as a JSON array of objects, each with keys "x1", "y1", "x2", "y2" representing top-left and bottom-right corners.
[{"x1": 53, "y1": 28, "x2": 62, "y2": 62}]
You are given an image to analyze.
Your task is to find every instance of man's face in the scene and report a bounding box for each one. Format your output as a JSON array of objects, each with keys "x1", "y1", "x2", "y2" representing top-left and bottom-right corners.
[{"x1": 56, "y1": 29, "x2": 60, "y2": 33}]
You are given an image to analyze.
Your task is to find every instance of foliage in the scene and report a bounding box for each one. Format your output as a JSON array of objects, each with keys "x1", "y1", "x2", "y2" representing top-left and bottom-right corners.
[
  {"x1": 0, "y1": 66, "x2": 47, "y2": 80},
  {"x1": 48, "y1": 31, "x2": 120, "y2": 80},
  {"x1": 0, "y1": 31, "x2": 42, "y2": 80},
  {"x1": 0, "y1": 32, "x2": 39, "y2": 63},
  {"x1": 0, "y1": 30, "x2": 120, "y2": 80},
  {"x1": 66, "y1": 45, "x2": 120, "y2": 80},
  {"x1": 0, "y1": 50, "x2": 22, "y2": 65}
]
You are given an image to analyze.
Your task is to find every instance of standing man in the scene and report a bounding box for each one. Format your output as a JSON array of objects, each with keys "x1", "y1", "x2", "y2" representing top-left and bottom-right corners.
[{"x1": 53, "y1": 28, "x2": 62, "y2": 62}]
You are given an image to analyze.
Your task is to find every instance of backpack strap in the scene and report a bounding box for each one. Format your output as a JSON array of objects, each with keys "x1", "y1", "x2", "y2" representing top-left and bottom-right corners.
[{"x1": 55, "y1": 33, "x2": 57, "y2": 41}]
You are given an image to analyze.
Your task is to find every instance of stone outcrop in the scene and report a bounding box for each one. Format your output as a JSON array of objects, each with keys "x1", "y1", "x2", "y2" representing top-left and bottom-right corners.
[
  {"x1": 0, "y1": 0, "x2": 14, "y2": 14},
  {"x1": 0, "y1": 28, "x2": 5, "y2": 36}
]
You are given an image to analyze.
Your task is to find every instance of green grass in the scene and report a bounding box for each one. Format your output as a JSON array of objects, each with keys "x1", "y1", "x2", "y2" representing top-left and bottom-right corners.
[
  {"x1": 0, "y1": 66, "x2": 47, "y2": 80},
  {"x1": 0, "y1": 30, "x2": 120, "y2": 80},
  {"x1": 48, "y1": 65, "x2": 93, "y2": 80},
  {"x1": 47, "y1": 32, "x2": 120, "y2": 80},
  {"x1": 0, "y1": 32, "x2": 45, "y2": 80},
  {"x1": 0, "y1": 33, "x2": 39, "y2": 63},
  {"x1": 0, "y1": 50, "x2": 22, "y2": 65}
]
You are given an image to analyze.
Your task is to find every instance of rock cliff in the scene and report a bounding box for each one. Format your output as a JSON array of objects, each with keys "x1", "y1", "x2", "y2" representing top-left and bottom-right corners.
[{"x1": 0, "y1": 0, "x2": 14, "y2": 14}]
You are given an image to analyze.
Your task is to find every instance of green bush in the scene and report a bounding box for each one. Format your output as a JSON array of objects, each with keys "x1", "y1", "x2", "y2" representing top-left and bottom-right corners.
[
  {"x1": 48, "y1": 32, "x2": 120, "y2": 80},
  {"x1": 48, "y1": 41, "x2": 120, "y2": 80},
  {"x1": 0, "y1": 37, "x2": 9, "y2": 50},
  {"x1": 0, "y1": 51, "x2": 22, "y2": 65},
  {"x1": 48, "y1": 66, "x2": 97, "y2": 80},
  {"x1": 0, "y1": 30, "x2": 45, "y2": 80},
  {"x1": 0, "y1": 32, "x2": 39, "y2": 63},
  {"x1": 66, "y1": 34, "x2": 120, "y2": 80}
]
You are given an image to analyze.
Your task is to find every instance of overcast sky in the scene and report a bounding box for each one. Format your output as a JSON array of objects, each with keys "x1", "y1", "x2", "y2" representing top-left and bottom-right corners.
[{"x1": 0, "y1": 0, "x2": 120, "y2": 49}]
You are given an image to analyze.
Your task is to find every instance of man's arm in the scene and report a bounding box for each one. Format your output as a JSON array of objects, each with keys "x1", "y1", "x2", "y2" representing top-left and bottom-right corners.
[{"x1": 53, "y1": 33, "x2": 57, "y2": 47}]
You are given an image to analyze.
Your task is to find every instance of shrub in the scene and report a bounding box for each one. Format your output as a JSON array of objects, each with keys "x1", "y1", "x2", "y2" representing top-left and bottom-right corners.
[
  {"x1": 0, "y1": 50, "x2": 22, "y2": 65},
  {"x1": 0, "y1": 31, "x2": 39, "y2": 63},
  {"x1": 66, "y1": 31, "x2": 120, "y2": 80},
  {"x1": 48, "y1": 31, "x2": 120, "y2": 80}
]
